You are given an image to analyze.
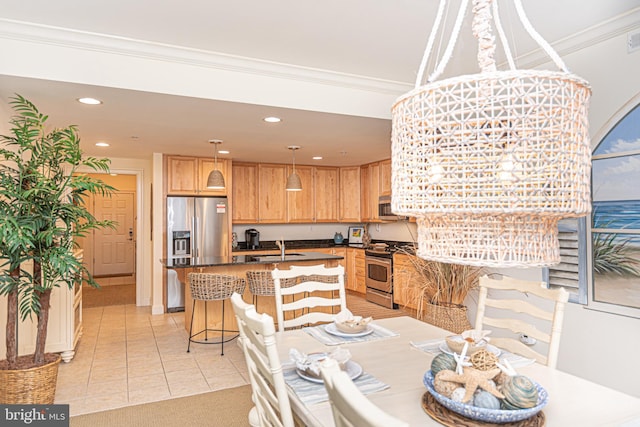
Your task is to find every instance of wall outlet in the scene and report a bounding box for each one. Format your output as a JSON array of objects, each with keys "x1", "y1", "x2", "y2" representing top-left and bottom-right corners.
[{"x1": 519, "y1": 334, "x2": 536, "y2": 346}]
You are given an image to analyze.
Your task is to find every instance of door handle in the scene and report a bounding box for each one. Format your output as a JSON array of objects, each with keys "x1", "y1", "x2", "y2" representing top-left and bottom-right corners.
[{"x1": 128, "y1": 227, "x2": 133, "y2": 241}]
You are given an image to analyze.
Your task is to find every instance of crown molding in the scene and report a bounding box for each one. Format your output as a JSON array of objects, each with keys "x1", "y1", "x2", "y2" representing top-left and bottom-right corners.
[
  {"x1": 513, "y1": 7, "x2": 640, "y2": 70},
  {"x1": 0, "y1": 18, "x2": 412, "y2": 96}
]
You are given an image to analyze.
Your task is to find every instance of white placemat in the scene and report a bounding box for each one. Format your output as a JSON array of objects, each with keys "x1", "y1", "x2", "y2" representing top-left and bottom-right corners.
[
  {"x1": 303, "y1": 323, "x2": 399, "y2": 346},
  {"x1": 283, "y1": 364, "x2": 389, "y2": 405}
]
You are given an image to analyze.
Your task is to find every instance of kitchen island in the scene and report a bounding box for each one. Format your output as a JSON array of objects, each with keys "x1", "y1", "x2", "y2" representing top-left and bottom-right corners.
[{"x1": 162, "y1": 251, "x2": 344, "y2": 336}]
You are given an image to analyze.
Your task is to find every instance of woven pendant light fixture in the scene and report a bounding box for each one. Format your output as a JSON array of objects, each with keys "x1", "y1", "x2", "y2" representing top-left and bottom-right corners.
[
  {"x1": 206, "y1": 139, "x2": 225, "y2": 189},
  {"x1": 391, "y1": 0, "x2": 591, "y2": 267},
  {"x1": 286, "y1": 145, "x2": 302, "y2": 191}
]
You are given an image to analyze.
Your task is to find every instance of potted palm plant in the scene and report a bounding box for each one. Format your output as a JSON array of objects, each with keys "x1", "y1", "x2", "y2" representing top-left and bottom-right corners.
[
  {"x1": 399, "y1": 246, "x2": 484, "y2": 333},
  {"x1": 0, "y1": 95, "x2": 114, "y2": 403}
]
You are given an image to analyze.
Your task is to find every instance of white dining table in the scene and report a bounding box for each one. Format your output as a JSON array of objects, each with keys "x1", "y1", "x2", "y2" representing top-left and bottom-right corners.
[{"x1": 275, "y1": 316, "x2": 640, "y2": 427}]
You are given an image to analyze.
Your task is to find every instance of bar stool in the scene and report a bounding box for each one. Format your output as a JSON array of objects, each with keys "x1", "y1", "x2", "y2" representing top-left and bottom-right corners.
[
  {"x1": 187, "y1": 273, "x2": 246, "y2": 355},
  {"x1": 246, "y1": 271, "x2": 298, "y2": 311},
  {"x1": 246, "y1": 271, "x2": 276, "y2": 311}
]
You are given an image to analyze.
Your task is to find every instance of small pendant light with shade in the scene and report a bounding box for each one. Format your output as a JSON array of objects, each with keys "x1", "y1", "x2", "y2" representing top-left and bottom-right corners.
[
  {"x1": 206, "y1": 139, "x2": 225, "y2": 190},
  {"x1": 286, "y1": 145, "x2": 302, "y2": 192}
]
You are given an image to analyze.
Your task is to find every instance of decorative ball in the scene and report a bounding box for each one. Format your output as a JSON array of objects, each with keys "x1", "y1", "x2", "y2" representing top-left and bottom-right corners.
[
  {"x1": 431, "y1": 353, "x2": 457, "y2": 375},
  {"x1": 470, "y1": 349, "x2": 499, "y2": 371},
  {"x1": 501, "y1": 375, "x2": 539, "y2": 409},
  {"x1": 474, "y1": 390, "x2": 501, "y2": 409},
  {"x1": 450, "y1": 387, "x2": 467, "y2": 403},
  {"x1": 434, "y1": 370, "x2": 459, "y2": 397}
]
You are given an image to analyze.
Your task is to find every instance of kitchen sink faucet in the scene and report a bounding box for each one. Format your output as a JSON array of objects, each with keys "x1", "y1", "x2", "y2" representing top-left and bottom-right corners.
[{"x1": 276, "y1": 240, "x2": 285, "y2": 260}]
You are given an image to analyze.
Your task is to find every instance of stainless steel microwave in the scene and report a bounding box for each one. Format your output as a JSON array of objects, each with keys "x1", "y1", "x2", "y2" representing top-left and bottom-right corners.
[{"x1": 378, "y1": 195, "x2": 407, "y2": 221}]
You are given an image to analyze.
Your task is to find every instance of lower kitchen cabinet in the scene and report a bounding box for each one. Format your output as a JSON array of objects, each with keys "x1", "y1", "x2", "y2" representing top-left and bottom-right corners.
[
  {"x1": 347, "y1": 247, "x2": 366, "y2": 294},
  {"x1": 392, "y1": 253, "x2": 423, "y2": 310}
]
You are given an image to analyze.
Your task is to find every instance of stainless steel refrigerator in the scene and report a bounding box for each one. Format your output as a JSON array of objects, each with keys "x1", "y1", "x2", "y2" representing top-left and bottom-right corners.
[{"x1": 166, "y1": 196, "x2": 229, "y2": 311}]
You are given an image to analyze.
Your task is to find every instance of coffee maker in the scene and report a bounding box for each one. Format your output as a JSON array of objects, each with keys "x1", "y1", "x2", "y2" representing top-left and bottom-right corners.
[{"x1": 245, "y1": 229, "x2": 260, "y2": 249}]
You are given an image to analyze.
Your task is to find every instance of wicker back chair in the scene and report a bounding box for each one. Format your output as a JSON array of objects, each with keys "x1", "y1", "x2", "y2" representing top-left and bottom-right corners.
[
  {"x1": 187, "y1": 273, "x2": 246, "y2": 355},
  {"x1": 246, "y1": 270, "x2": 297, "y2": 308}
]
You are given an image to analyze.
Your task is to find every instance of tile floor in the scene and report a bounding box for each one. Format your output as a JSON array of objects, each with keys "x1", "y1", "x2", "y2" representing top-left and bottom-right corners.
[{"x1": 55, "y1": 304, "x2": 249, "y2": 416}]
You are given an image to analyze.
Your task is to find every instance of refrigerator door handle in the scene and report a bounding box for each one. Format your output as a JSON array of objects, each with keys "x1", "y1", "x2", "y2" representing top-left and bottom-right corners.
[{"x1": 192, "y1": 217, "x2": 197, "y2": 257}]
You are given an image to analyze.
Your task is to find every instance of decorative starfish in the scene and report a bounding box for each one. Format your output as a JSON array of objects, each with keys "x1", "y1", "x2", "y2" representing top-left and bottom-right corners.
[
  {"x1": 438, "y1": 367, "x2": 505, "y2": 403},
  {"x1": 496, "y1": 358, "x2": 517, "y2": 376},
  {"x1": 453, "y1": 341, "x2": 471, "y2": 374}
]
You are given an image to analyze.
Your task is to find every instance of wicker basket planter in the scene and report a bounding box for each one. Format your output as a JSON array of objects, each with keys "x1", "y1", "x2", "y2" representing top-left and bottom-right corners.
[
  {"x1": 0, "y1": 354, "x2": 61, "y2": 404},
  {"x1": 421, "y1": 301, "x2": 472, "y2": 334}
]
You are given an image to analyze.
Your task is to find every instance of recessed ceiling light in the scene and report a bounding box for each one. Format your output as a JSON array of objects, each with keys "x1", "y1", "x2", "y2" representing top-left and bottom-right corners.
[
  {"x1": 218, "y1": 150, "x2": 230, "y2": 154},
  {"x1": 312, "y1": 156, "x2": 323, "y2": 160},
  {"x1": 95, "y1": 142, "x2": 110, "y2": 147},
  {"x1": 78, "y1": 97, "x2": 102, "y2": 105},
  {"x1": 263, "y1": 116, "x2": 281, "y2": 123}
]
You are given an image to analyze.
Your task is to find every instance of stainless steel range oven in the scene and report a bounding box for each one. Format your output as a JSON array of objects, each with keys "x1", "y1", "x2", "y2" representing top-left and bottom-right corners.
[{"x1": 365, "y1": 249, "x2": 397, "y2": 309}]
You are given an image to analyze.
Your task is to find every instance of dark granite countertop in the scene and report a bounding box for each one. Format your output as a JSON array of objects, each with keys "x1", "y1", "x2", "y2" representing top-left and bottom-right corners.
[
  {"x1": 234, "y1": 239, "x2": 348, "y2": 251},
  {"x1": 233, "y1": 239, "x2": 414, "y2": 253},
  {"x1": 162, "y1": 251, "x2": 344, "y2": 268}
]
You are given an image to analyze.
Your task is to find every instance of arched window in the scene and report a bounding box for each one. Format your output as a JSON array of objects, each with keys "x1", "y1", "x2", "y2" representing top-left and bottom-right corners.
[
  {"x1": 545, "y1": 99, "x2": 640, "y2": 319},
  {"x1": 590, "y1": 103, "x2": 640, "y2": 317}
]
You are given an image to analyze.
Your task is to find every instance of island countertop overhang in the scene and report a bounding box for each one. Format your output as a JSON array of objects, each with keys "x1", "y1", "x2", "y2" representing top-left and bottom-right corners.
[{"x1": 161, "y1": 251, "x2": 344, "y2": 268}]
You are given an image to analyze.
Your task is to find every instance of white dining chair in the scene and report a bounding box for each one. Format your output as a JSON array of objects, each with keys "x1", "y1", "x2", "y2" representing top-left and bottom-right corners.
[
  {"x1": 319, "y1": 358, "x2": 409, "y2": 427},
  {"x1": 230, "y1": 293, "x2": 295, "y2": 427},
  {"x1": 474, "y1": 274, "x2": 570, "y2": 369},
  {"x1": 271, "y1": 264, "x2": 347, "y2": 332}
]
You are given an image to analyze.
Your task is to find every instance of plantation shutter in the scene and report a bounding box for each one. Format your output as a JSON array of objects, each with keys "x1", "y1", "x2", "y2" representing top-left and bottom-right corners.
[{"x1": 543, "y1": 218, "x2": 587, "y2": 303}]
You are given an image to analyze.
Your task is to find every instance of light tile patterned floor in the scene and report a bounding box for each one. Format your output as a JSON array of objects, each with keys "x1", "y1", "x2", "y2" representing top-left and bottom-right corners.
[{"x1": 55, "y1": 304, "x2": 249, "y2": 416}]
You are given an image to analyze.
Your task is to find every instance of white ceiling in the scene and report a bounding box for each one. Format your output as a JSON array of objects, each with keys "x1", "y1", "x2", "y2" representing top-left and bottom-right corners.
[{"x1": 1, "y1": 0, "x2": 639, "y2": 166}]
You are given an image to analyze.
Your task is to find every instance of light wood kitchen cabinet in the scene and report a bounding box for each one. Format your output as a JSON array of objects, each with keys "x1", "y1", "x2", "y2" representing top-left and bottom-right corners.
[
  {"x1": 287, "y1": 165, "x2": 315, "y2": 222},
  {"x1": 232, "y1": 162, "x2": 258, "y2": 223},
  {"x1": 166, "y1": 155, "x2": 230, "y2": 196},
  {"x1": 392, "y1": 252, "x2": 422, "y2": 310},
  {"x1": 339, "y1": 167, "x2": 361, "y2": 222},
  {"x1": 314, "y1": 167, "x2": 339, "y2": 222},
  {"x1": 361, "y1": 161, "x2": 380, "y2": 222},
  {"x1": 379, "y1": 158, "x2": 392, "y2": 196},
  {"x1": 353, "y1": 248, "x2": 366, "y2": 294},
  {"x1": 360, "y1": 165, "x2": 371, "y2": 220},
  {"x1": 345, "y1": 247, "x2": 366, "y2": 294},
  {"x1": 258, "y1": 163, "x2": 287, "y2": 223}
]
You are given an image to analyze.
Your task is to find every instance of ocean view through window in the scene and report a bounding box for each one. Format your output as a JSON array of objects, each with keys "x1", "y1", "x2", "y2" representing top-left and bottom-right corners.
[{"x1": 590, "y1": 103, "x2": 640, "y2": 314}]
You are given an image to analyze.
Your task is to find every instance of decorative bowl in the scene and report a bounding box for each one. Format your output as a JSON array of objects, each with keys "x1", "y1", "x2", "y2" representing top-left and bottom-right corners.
[
  {"x1": 334, "y1": 317, "x2": 371, "y2": 334},
  {"x1": 423, "y1": 370, "x2": 548, "y2": 423},
  {"x1": 445, "y1": 335, "x2": 487, "y2": 355}
]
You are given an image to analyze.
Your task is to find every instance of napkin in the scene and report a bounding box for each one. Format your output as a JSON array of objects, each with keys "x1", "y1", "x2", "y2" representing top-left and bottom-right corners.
[
  {"x1": 289, "y1": 347, "x2": 351, "y2": 378},
  {"x1": 333, "y1": 309, "x2": 372, "y2": 326},
  {"x1": 460, "y1": 329, "x2": 492, "y2": 343}
]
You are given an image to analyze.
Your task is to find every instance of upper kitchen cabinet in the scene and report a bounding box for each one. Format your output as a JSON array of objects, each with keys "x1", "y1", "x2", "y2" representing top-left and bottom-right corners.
[
  {"x1": 257, "y1": 163, "x2": 287, "y2": 223},
  {"x1": 166, "y1": 155, "x2": 230, "y2": 196},
  {"x1": 232, "y1": 162, "x2": 258, "y2": 223},
  {"x1": 287, "y1": 165, "x2": 315, "y2": 222},
  {"x1": 361, "y1": 161, "x2": 380, "y2": 222},
  {"x1": 314, "y1": 166, "x2": 339, "y2": 222},
  {"x1": 379, "y1": 159, "x2": 392, "y2": 196},
  {"x1": 339, "y1": 166, "x2": 361, "y2": 222}
]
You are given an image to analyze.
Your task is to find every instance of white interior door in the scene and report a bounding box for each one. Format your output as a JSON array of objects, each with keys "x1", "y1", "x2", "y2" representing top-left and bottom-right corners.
[{"x1": 94, "y1": 191, "x2": 136, "y2": 276}]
